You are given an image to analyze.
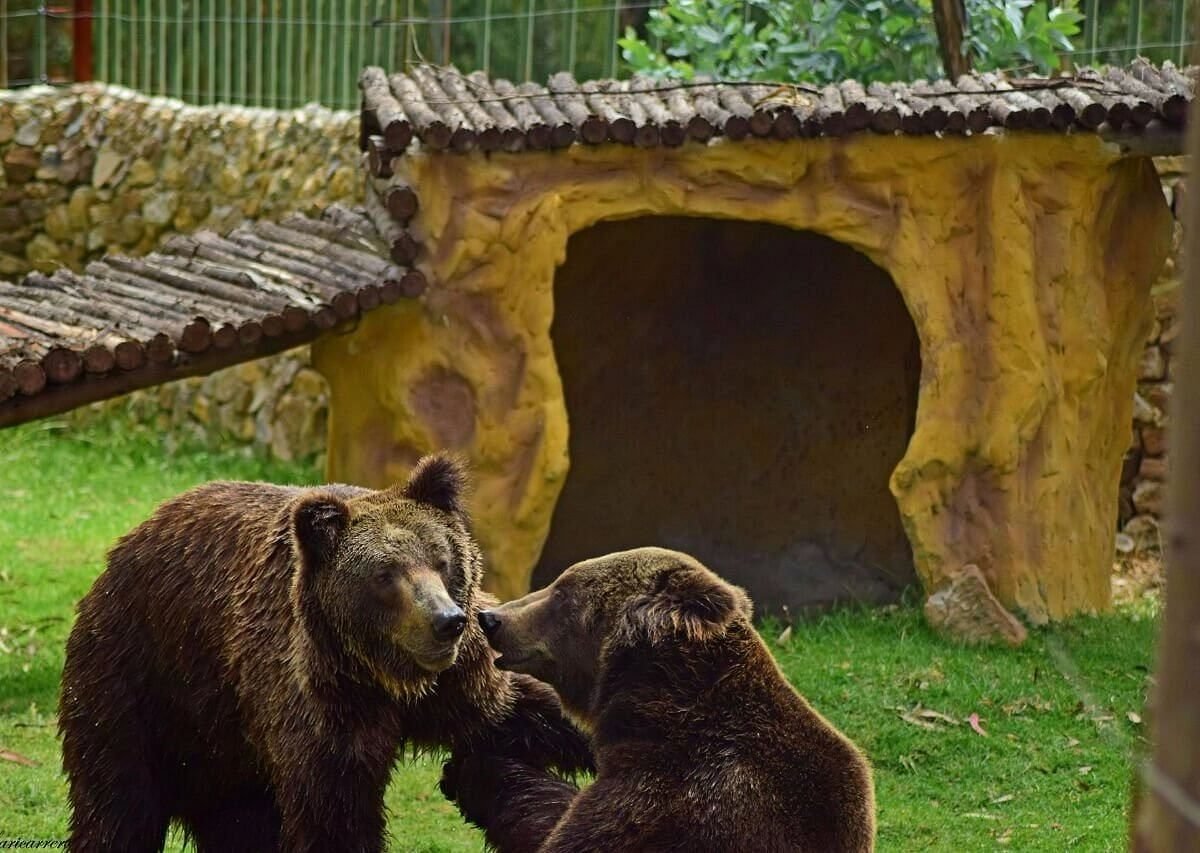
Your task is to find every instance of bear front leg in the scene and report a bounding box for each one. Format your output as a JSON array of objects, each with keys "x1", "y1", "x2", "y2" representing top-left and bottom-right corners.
[
  {"x1": 441, "y1": 753, "x2": 578, "y2": 853},
  {"x1": 474, "y1": 674, "x2": 594, "y2": 775},
  {"x1": 270, "y1": 737, "x2": 393, "y2": 853}
]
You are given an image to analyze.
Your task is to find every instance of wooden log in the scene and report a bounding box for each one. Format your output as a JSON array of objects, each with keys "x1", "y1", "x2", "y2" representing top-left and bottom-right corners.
[
  {"x1": 356, "y1": 284, "x2": 381, "y2": 312},
  {"x1": 869, "y1": 82, "x2": 923, "y2": 134},
  {"x1": 631, "y1": 77, "x2": 684, "y2": 147},
  {"x1": 686, "y1": 79, "x2": 726, "y2": 141},
  {"x1": 466, "y1": 70, "x2": 526, "y2": 152},
  {"x1": 179, "y1": 317, "x2": 213, "y2": 354},
  {"x1": 113, "y1": 340, "x2": 145, "y2": 370},
  {"x1": 893, "y1": 81, "x2": 950, "y2": 132},
  {"x1": 390, "y1": 231, "x2": 420, "y2": 266},
  {"x1": 211, "y1": 323, "x2": 239, "y2": 349},
  {"x1": 281, "y1": 210, "x2": 388, "y2": 255},
  {"x1": 610, "y1": 85, "x2": 659, "y2": 148},
  {"x1": 13, "y1": 360, "x2": 45, "y2": 396},
  {"x1": 236, "y1": 320, "x2": 263, "y2": 347},
  {"x1": 1129, "y1": 59, "x2": 1189, "y2": 125},
  {"x1": 331, "y1": 290, "x2": 359, "y2": 320},
  {"x1": 390, "y1": 73, "x2": 451, "y2": 150},
  {"x1": 261, "y1": 314, "x2": 286, "y2": 338},
  {"x1": 384, "y1": 185, "x2": 417, "y2": 223},
  {"x1": 549, "y1": 71, "x2": 608, "y2": 145},
  {"x1": 0, "y1": 369, "x2": 17, "y2": 401},
  {"x1": 410, "y1": 64, "x2": 477, "y2": 153},
  {"x1": 489, "y1": 78, "x2": 551, "y2": 149},
  {"x1": 281, "y1": 305, "x2": 310, "y2": 334},
  {"x1": 1105, "y1": 67, "x2": 1169, "y2": 126},
  {"x1": 82, "y1": 343, "x2": 115, "y2": 374},
  {"x1": 837, "y1": 81, "x2": 873, "y2": 132},
  {"x1": 255, "y1": 221, "x2": 393, "y2": 277},
  {"x1": 225, "y1": 229, "x2": 376, "y2": 284},
  {"x1": 42, "y1": 346, "x2": 83, "y2": 384},
  {"x1": 389, "y1": 269, "x2": 427, "y2": 298},
  {"x1": 581, "y1": 80, "x2": 635, "y2": 144},
  {"x1": 1055, "y1": 84, "x2": 1107, "y2": 129},
  {"x1": 520, "y1": 81, "x2": 577, "y2": 149},
  {"x1": 1028, "y1": 89, "x2": 1076, "y2": 131},
  {"x1": 715, "y1": 84, "x2": 753, "y2": 140},
  {"x1": 437, "y1": 66, "x2": 503, "y2": 152},
  {"x1": 366, "y1": 135, "x2": 393, "y2": 179},
  {"x1": 103, "y1": 252, "x2": 298, "y2": 314},
  {"x1": 146, "y1": 332, "x2": 175, "y2": 365},
  {"x1": 930, "y1": 78, "x2": 991, "y2": 133},
  {"x1": 359, "y1": 66, "x2": 413, "y2": 151},
  {"x1": 184, "y1": 232, "x2": 350, "y2": 302}
]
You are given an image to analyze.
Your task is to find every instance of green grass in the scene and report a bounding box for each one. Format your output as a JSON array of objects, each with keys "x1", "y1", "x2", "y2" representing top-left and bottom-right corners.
[{"x1": 0, "y1": 419, "x2": 1159, "y2": 851}]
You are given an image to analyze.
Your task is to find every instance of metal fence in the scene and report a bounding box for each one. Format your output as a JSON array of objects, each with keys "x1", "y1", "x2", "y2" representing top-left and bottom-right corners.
[{"x1": 0, "y1": 1, "x2": 1195, "y2": 110}]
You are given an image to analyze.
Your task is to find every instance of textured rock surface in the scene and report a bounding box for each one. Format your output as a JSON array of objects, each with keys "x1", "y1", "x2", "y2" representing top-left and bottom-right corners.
[
  {"x1": 924, "y1": 564, "x2": 1029, "y2": 647},
  {"x1": 0, "y1": 83, "x2": 359, "y2": 280},
  {"x1": 3, "y1": 84, "x2": 357, "y2": 455},
  {"x1": 68, "y1": 348, "x2": 328, "y2": 466},
  {"x1": 316, "y1": 134, "x2": 1171, "y2": 621}
]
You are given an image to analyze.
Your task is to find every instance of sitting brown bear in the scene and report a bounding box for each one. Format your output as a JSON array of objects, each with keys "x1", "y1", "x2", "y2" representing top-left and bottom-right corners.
[
  {"x1": 59, "y1": 454, "x2": 591, "y2": 853},
  {"x1": 443, "y1": 546, "x2": 876, "y2": 852}
]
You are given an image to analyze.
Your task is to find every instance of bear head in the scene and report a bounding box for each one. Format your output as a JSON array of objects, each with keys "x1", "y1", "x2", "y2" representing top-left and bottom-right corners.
[
  {"x1": 291, "y1": 453, "x2": 483, "y2": 692},
  {"x1": 477, "y1": 546, "x2": 752, "y2": 726}
]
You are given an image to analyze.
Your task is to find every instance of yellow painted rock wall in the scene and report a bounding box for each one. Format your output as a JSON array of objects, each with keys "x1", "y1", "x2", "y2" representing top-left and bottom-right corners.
[{"x1": 314, "y1": 134, "x2": 1170, "y2": 623}]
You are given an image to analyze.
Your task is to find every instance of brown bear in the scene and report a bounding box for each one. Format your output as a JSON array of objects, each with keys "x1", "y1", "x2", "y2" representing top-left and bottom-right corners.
[
  {"x1": 442, "y1": 546, "x2": 876, "y2": 852},
  {"x1": 58, "y1": 454, "x2": 591, "y2": 853}
]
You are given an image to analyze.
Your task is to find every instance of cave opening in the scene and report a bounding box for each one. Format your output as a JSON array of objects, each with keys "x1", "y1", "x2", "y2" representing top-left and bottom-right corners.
[{"x1": 533, "y1": 216, "x2": 922, "y2": 615}]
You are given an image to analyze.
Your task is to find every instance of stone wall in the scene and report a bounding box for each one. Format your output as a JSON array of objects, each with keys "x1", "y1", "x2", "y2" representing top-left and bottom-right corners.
[
  {"x1": 1119, "y1": 157, "x2": 1185, "y2": 551},
  {"x1": 0, "y1": 83, "x2": 360, "y2": 277},
  {"x1": 0, "y1": 82, "x2": 361, "y2": 464}
]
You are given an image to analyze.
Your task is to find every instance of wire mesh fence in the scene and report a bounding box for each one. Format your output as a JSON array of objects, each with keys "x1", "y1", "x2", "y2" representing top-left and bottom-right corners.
[{"x1": 0, "y1": 1, "x2": 1195, "y2": 110}]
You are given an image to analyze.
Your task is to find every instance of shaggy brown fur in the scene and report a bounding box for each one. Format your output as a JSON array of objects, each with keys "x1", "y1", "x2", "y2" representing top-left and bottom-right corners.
[
  {"x1": 442, "y1": 546, "x2": 876, "y2": 853},
  {"x1": 59, "y1": 454, "x2": 591, "y2": 853}
]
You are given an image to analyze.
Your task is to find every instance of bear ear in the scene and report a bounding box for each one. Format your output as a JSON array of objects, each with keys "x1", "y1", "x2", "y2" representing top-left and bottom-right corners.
[
  {"x1": 402, "y1": 453, "x2": 469, "y2": 514},
  {"x1": 292, "y1": 493, "x2": 351, "y2": 568},
  {"x1": 617, "y1": 564, "x2": 752, "y2": 646}
]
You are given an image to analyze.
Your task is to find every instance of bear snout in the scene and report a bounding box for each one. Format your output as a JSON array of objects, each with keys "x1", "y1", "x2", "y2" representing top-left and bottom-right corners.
[
  {"x1": 432, "y1": 608, "x2": 468, "y2": 641},
  {"x1": 478, "y1": 610, "x2": 501, "y2": 639}
]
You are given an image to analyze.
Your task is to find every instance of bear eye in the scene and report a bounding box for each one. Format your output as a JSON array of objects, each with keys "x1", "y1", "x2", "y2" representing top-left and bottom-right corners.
[
  {"x1": 374, "y1": 568, "x2": 393, "y2": 586},
  {"x1": 435, "y1": 557, "x2": 450, "y2": 573}
]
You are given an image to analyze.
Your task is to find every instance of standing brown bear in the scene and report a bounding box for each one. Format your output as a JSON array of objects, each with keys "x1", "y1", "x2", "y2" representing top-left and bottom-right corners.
[
  {"x1": 442, "y1": 546, "x2": 876, "y2": 853},
  {"x1": 59, "y1": 454, "x2": 591, "y2": 853}
]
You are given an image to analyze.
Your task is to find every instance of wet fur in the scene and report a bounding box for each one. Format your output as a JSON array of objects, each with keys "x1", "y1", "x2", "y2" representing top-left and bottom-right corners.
[
  {"x1": 444, "y1": 547, "x2": 875, "y2": 853},
  {"x1": 59, "y1": 455, "x2": 591, "y2": 853}
]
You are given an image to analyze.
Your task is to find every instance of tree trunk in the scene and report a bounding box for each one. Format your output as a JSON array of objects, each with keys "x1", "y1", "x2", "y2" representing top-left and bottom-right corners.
[
  {"x1": 932, "y1": 0, "x2": 971, "y2": 79},
  {"x1": 1131, "y1": 76, "x2": 1200, "y2": 852}
]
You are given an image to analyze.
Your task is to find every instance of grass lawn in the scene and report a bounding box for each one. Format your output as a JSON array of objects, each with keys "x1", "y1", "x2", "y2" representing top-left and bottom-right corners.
[{"x1": 0, "y1": 418, "x2": 1159, "y2": 851}]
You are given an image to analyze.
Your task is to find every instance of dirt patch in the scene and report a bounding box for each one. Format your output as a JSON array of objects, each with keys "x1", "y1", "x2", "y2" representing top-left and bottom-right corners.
[{"x1": 1112, "y1": 553, "x2": 1165, "y2": 609}]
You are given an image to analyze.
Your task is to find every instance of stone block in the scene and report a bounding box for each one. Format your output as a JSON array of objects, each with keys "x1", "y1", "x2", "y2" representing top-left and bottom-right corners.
[
  {"x1": 3, "y1": 147, "x2": 40, "y2": 184},
  {"x1": 1138, "y1": 346, "x2": 1166, "y2": 381},
  {"x1": 924, "y1": 564, "x2": 1028, "y2": 647},
  {"x1": 1138, "y1": 456, "x2": 1168, "y2": 482},
  {"x1": 1142, "y1": 426, "x2": 1169, "y2": 457},
  {"x1": 1132, "y1": 480, "x2": 1166, "y2": 516}
]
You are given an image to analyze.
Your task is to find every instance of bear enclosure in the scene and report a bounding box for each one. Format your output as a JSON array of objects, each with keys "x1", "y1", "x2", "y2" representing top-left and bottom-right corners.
[
  {"x1": 534, "y1": 217, "x2": 921, "y2": 613},
  {"x1": 318, "y1": 69, "x2": 1180, "y2": 631}
]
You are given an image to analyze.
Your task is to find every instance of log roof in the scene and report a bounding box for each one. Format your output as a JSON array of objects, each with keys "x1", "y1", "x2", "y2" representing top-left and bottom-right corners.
[
  {"x1": 359, "y1": 58, "x2": 1194, "y2": 157},
  {"x1": 0, "y1": 205, "x2": 426, "y2": 427}
]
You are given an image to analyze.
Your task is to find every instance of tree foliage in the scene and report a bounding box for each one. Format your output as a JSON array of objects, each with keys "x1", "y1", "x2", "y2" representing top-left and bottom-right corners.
[{"x1": 619, "y1": 0, "x2": 1085, "y2": 84}]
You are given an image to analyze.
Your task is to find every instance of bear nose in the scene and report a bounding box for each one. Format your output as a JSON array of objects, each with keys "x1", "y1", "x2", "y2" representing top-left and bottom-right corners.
[
  {"x1": 478, "y1": 610, "x2": 500, "y2": 638},
  {"x1": 432, "y1": 608, "x2": 468, "y2": 641}
]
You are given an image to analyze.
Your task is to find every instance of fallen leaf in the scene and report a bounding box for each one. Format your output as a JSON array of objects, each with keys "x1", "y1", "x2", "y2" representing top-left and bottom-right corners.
[
  {"x1": 1078, "y1": 766, "x2": 1093, "y2": 775},
  {"x1": 0, "y1": 748, "x2": 38, "y2": 768},
  {"x1": 775, "y1": 626, "x2": 792, "y2": 646},
  {"x1": 1065, "y1": 737, "x2": 1081, "y2": 748},
  {"x1": 992, "y1": 794, "x2": 1015, "y2": 804},
  {"x1": 899, "y1": 711, "x2": 939, "y2": 731},
  {"x1": 916, "y1": 709, "x2": 959, "y2": 726},
  {"x1": 962, "y1": 812, "x2": 1001, "y2": 821},
  {"x1": 968, "y1": 713, "x2": 989, "y2": 737},
  {"x1": 1127, "y1": 711, "x2": 1143, "y2": 725}
]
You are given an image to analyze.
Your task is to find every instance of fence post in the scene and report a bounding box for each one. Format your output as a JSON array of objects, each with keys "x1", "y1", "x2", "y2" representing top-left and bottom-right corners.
[{"x1": 73, "y1": 0, "x2": 96, "y2": 82}]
